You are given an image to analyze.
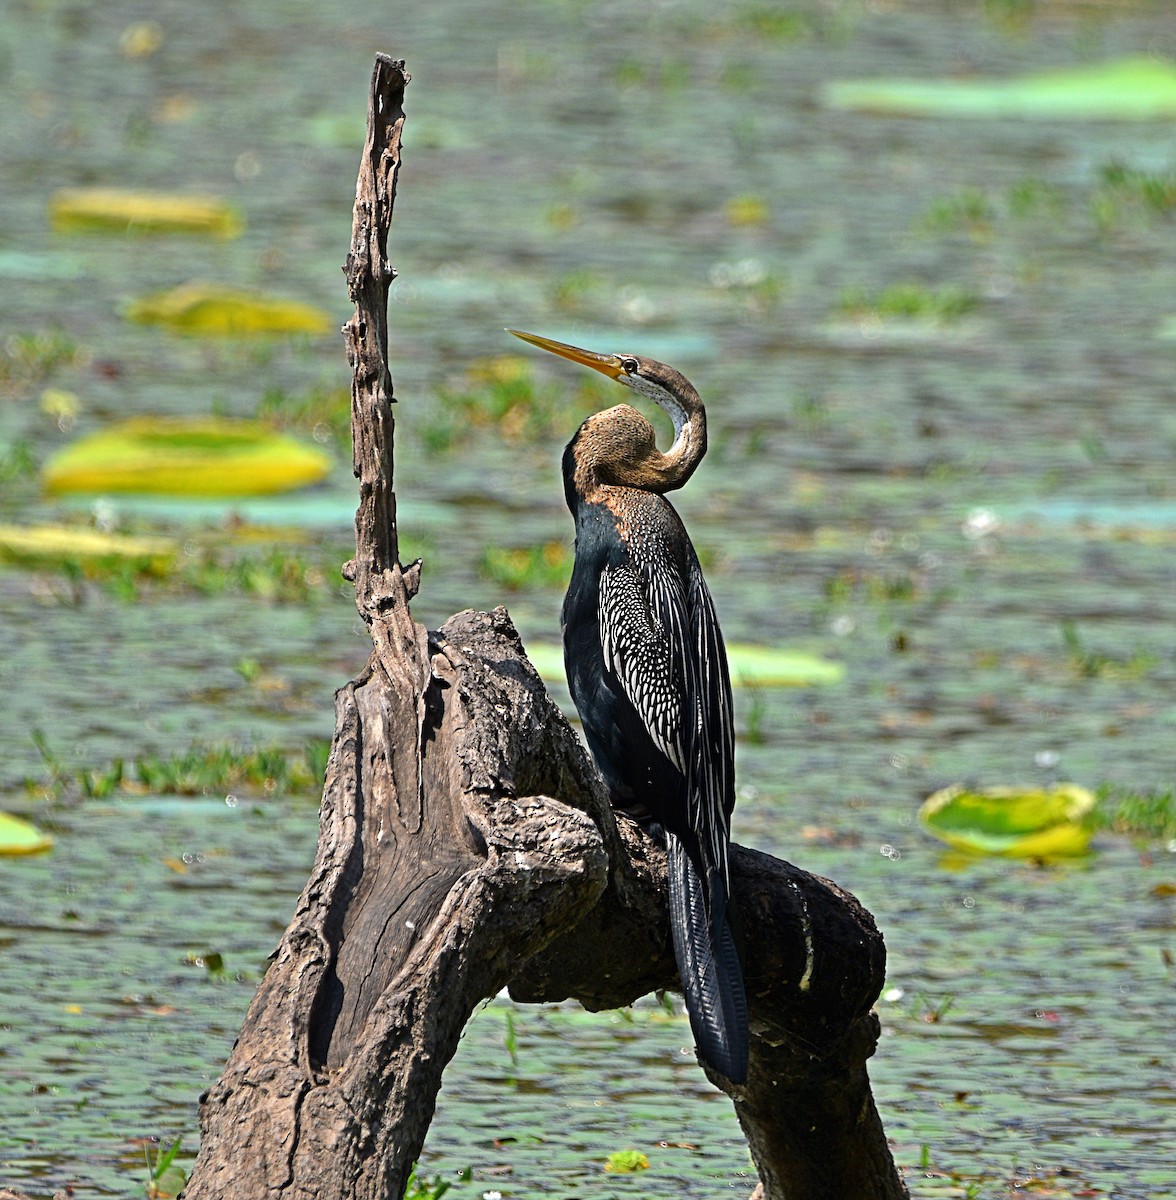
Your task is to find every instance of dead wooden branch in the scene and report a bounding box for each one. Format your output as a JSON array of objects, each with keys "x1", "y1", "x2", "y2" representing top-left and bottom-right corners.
[{"x1": 182, "y1": 53, "x2": 909, "y2": 1200}]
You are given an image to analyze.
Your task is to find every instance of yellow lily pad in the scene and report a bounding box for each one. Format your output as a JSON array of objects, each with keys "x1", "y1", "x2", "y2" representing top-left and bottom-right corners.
[
  {"x1": 126, "y1": 282, "x2": 333, "y2": 337},
  {"x1": 49, "y1": 188, "x2": 244, "y2": 238},
  {"x1": 919, "y1": 784, "x2": 1096, "y2": 858},
  {"x1": 524, "y1": 641, "x2": 843, "y2": 688},
  {"x1": 0, "y1": 812, "x2": 54, "y2": 856},
  {"x1": 0, "y1": 524, "x2": 176, "y2": 573},
  {"x1": 823, "y1": 57, "x2": 1176, "y2": 121},
  {"x1": 41, "y1": 417, "x2": 332, "y2": 497}
]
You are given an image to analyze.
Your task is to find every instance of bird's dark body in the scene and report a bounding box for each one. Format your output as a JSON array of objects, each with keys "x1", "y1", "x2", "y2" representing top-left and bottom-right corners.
[
  {"x1": 562, "y1": 477, "x2": 723, "y2": 841},
  {"x1": 560, "y1": 432, "x2": 749, "y2": 1084}
]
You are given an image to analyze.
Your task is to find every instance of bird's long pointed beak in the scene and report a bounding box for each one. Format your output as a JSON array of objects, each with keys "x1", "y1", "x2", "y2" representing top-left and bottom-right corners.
[{"x1": 506, "y1": 329, "x2": 626, "y2": 380}]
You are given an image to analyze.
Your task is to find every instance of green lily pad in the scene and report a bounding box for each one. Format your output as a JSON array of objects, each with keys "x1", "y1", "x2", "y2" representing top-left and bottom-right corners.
[
  {"x1": 919, "y1": 783, "x2": 1096, "y2": 858},
  {"x1": 823, "y1": 57, "x2": 1176, "y2": 120},
  {"x1": 49, "y1": 188, "x2": 244, "y2": 238},
  {"x1": 42, "y1": 417, "x2": 333, "y2": 498},
  {"x1": 604, "y1": 1149, "x2": 650, "y2": 1173},
  {"x1": 523, "y1": 641, "x2": 843, "y2": 688},
  {"x1": 0, "y1": 524, "x2": 176, "y2": 573},
  {"x1": 727, "y1": 643, "x2": 845, "y2": 686},
  {"x1": 126, "y1": 282, "x2": 333, "y2": 336},
  {"x1": 0, "y1": 812, "x2": 54, "y2": 856}
]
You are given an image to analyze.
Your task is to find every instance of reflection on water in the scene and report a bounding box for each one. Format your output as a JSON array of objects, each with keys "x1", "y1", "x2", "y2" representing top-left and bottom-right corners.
[{"x1": 2, "y1": 0, "x2": 1175, "y2": 1196}]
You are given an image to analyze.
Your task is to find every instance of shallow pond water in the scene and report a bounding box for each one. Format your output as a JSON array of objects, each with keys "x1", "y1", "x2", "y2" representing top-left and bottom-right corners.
[{"x1": 2, "y1": 1, "x2": 1176, "y2": 1197}]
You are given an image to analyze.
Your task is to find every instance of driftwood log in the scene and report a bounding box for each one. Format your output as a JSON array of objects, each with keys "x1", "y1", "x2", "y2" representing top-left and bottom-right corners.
[{"x1": 182, "y1": 55, "x2": 908, "y2": 1200}]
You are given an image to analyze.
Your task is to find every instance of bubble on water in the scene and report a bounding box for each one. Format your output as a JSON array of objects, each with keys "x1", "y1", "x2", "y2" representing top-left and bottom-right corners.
[
  {"x1": 830, "y1": 615, "x2": 855, "y2": 637},
  {"x1": 1034, "y1": 749, "x2": 1060, "y2": 769},
  {"x1": 91, "y1": 498, "x2": 118, "y2": 532},
  {"x1": 963, "y1": 507, "x2": 999, "y2": 539},
  {"x1": 868, "y1": 527, "x2": 893, "y2": 553},
  {"x1": 225, "y1": 793, "x2": 239, "y2": 808}
]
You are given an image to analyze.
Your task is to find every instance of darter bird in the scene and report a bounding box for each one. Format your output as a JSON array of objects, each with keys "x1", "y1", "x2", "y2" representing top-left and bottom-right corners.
[{"x1": 507, "y1": 329, "x2": 748, "y2": 1084}]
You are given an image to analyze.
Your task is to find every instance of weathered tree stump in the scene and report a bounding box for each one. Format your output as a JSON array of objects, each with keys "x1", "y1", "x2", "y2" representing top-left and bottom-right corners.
[{"x1": 182, "y1": 55, "x2": 909, "y2": 1200}]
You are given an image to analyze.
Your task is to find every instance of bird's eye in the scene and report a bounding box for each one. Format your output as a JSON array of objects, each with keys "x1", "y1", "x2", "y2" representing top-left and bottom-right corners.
[{"x1": 621, "y1": 357, "x2": 638, "y2": 375}]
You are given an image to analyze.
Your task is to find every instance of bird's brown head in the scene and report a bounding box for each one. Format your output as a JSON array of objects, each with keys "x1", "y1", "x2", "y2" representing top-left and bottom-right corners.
[{"x1": 506, "y1": 329, "x2": 707, "y2": 497}]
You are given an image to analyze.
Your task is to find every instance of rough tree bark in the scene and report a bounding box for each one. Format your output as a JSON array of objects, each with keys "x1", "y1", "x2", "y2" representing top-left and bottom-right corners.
[{"x1": 182, "y1": 55, "x2": 909, "y2": 1200}]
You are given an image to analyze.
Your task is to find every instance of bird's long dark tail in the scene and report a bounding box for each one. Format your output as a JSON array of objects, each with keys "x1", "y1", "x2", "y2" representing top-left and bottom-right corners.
[{"x1": 666, "y1": 830, "x2": 749, "y2": 1084}]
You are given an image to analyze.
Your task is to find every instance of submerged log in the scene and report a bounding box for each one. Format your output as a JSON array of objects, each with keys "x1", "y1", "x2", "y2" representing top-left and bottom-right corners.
[{"x1": 182, "y1": 54, "x2": 908, "y2": 1200}]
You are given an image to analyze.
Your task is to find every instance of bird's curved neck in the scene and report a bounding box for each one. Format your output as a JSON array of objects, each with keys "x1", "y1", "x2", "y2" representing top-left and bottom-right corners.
[
  {"x1": 648, "y1": 384, "x2": 703, "y2": 489},
  {"x1": 588, "y1": 377, "x2": 708, "y2": 499}
]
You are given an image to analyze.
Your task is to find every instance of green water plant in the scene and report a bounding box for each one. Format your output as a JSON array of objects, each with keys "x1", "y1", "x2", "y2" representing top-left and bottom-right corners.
[
  {"x1": 255, "y1": 382, "x2": 352, "y2": 445},
  {"x1": 1060, "y1": 619, "x2": 1155, "y2": 679},
  {"x1": 28, "y1": 734, "x2": 332, "y2": 802},
  {"x1": 919, "y1": 783, "x2": 1096, "y2": 858},
  {"x1": 823, "y1": 57, "x2": 1176, "y2": 120},
  {"x1": 144, "y1": 1135, "x2": 187, "y2": 1200},
  {"x1": 1092, "y1": 787, "x2": 1176, "y2": 843},
  {"x1": 0, "y1": 440, "x2": 36, "y2": 484},
  {"x1": 503, "y1": 1007, "x2": 520, "y2": 1072},
  {"x1": 523, "y1": 640, "x2": 844, "y2": 688},
  {"x1": 0, "y1": 329, "x2": 82, "y2": 393},
  {"x1": 422, "y1": 356, "x2": 607, "y2": 453},
  {"x1": 404, "y1": 1165, "x2": 470, "y2": 1199},
  {"x1": 920, "y1": 187, "x2": 996, "y2": 238},
  {"x1": 839, "y1": 283, "x2": 979, "y2": 323},
  {"x1": 1092, "y1": 159, "x2": 1176, "y2": 230},
  {"x1": 604, "y1": 1149, "x2": 650, "y2": 1173},
  {"x1": 133, "y1": 743, "x2": 327, "y2": 797},
  {"x1": 479, "y1": 542, "x2": 570, "y2": 591}
]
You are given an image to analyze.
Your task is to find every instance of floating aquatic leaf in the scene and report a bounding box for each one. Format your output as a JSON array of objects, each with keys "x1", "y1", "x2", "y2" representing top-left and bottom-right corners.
[
  {"x1": 0, "y1": 812, "x2": 54, "y2": 856},
  {"x1": 823, "y1": 57, "x2": 1176, "y2": 120},
  {"x1": 49, "y1": 188, "x2": 244, "y2": 237},
  {"x1": 42, "y1": 417, "x2": 332, "y2": 497},
  {"x1": 126, "y1": 282, "x2": 333, "y2": 336},
  {"x1": 0, "y1": 523, "x2": 176, "y2": 573},
  {"x1": 524, "y1": 641, "x2": 843, "y2": 688},
  {"x1": 727, "y1": 643, "x2": 845, "y2": 686},
  {"x1": 919, "y1": 784, "x2": 1096, "y2": 858},
  {"x1": 604, "y1": 1149, "x2": 650, "y2": 1173}
]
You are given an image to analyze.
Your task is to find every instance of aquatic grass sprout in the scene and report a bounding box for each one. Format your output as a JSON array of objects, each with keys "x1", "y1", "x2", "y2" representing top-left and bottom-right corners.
[
  {"x1": 1092, "y1": 787, "x2": 1176, "y2": 842},
  {"x1": 478, "y1": 542, "x2": 570, "y2": 591},
  {"x1": 255, "y1": 383, "x2": 352, "y2": 446},
  {"x1": 839, "y1": 282, "x2": 980, "y2": 323},
  {"x1": 1092, "y1": 160, "x2": 1176, "y2": 230},
  {"x1": 27, "y1": 736, "x2": 332, "y2": 801},
  {"x1": 144, "y1": 1135, "x2": 187, "y2": 1200},
  {"x1": 0, "y1": 329, "x2": 83, "y2": 394},
  {"x1": 422, "y1": 356, "x2": 607, "y2": 453}
]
